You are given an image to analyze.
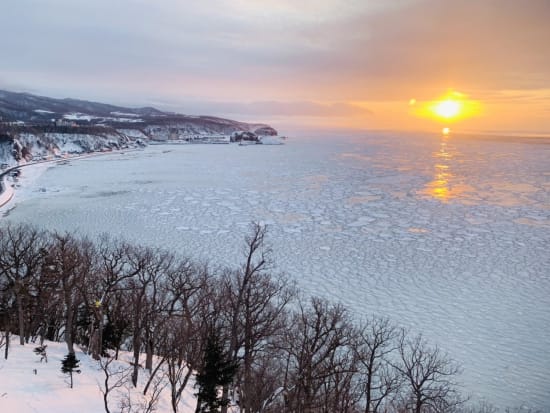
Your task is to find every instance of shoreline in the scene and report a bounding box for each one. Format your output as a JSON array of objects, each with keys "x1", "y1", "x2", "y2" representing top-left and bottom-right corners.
[
  {"x1": 0, "y1": 138, "x2": 283, "y2": 210},
  {"x1": 0, "y1": 147, "x2": 143, "y2": 210},
  {"x1": 0, "y1": 173, "x2": 15, "y2": 207}
]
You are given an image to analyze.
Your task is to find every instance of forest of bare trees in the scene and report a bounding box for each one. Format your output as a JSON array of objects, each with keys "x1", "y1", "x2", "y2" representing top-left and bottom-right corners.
[{"x1": 0, "y1": 222, "x2": 470, "y2": 413}]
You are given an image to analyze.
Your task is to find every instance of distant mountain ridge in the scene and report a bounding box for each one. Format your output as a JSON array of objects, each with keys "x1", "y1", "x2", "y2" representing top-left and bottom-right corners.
[
  {"x1": 0, "y1": 89, "x2": 163, "y2": 119},
  {"x1": 0, "y1": 89, "x2": 277, "y2": 136},
  {"x1": 0, "y1": 89, "x2": 279, "y2": 166}
]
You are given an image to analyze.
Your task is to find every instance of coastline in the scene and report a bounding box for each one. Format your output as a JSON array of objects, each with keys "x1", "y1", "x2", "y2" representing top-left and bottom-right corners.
[
  {"x1": 0, "y1": 147, "x2": 143, "y2": 211},
  {"x1": 0, "y1": 138, "x2": 284, "y2": 211},
  {"x1": 0, "y1": 173, "x2": 15, "y2": 207}
]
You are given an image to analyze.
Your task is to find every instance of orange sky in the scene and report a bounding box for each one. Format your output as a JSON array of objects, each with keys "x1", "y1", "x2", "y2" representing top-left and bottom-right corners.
[{"x1": 1, "y1": 0, "x2": 549, "y2": 134}]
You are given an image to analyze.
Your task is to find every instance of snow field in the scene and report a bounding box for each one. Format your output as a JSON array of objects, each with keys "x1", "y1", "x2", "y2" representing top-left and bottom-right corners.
[{"x1": 0, "y1": 338, "x2": 197, "y2": 413}]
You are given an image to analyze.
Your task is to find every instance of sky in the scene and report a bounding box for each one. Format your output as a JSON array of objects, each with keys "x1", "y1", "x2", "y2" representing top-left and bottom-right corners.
[{"x1": 1, "y1": 0, "x2": 549, "y2": 134}]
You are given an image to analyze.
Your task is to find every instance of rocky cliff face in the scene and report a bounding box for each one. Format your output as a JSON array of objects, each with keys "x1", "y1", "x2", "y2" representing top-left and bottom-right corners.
[{"x1": 0, "y1": 130, "x2": 132, "y2": 166}]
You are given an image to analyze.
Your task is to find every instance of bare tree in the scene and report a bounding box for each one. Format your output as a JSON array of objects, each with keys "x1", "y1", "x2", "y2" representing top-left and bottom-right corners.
[
  {"x1": 163, "y1": 315, "x2": 202, "y2": 413},
  {"x1": 320, "y1": 345, "x2": 361, "y2": 413},
  {"x1": 85, "y1": 236, "x2": 144, "y2": 360},
  {"x1": 140, "y1": 370, "x2": 167, "y2": 413},
  {"x1": 239, "y1": 348, "x2": 288, "y2": 413},
  {"x1": 140, "y1": 250, "x2": 187, "y2": 374},
  {"x1": 220, "y1": 222, "x2": 271, "y2": 413},
  {"x1": 0, "y1": 224, "x2": 47, "y2": 345},
  {"x1": 45, "y1": 233, "x2": 95, "y2": 355},
  {"x1": 0, "y1": 276, "x2": 12, "y2": 359},
  {"x1": 153, "y1": 262, "x2": 213, "y2": 413},
  {"x1": 280, "y1": 297, "x2": 357, "y2": 413},
  {"x1": 103, "y1": 289, "x2": 131, "y2": 360},
  {"x1": 355, "y1": 316, "x2": 402, "y2": 413},
  {"x1": 396, "y1": 332, "x2": 464, "y2": 413},
  {"x1": 142, "y1": 258, "x2": 211, "y2": 413},
  {"x1": 219, "y1": 222, "x2": 296, "y2": 413},
  {"x1": 99, "y1": 352, "x2": 132, "y2": 413},
  {"x1": 220, "y1": 266, "x2": 294, "y2": 413},
  {"x1": 127, "y1": 245, "x2": 158, "y2": 386}
]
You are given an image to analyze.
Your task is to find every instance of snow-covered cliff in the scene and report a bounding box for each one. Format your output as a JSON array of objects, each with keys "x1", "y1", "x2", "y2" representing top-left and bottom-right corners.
[
  {"x1": 0, "y1": 89, "x2": 280, "y2": 164},
  {"x1": 0, "y1": 130, "x2": 133, "y2": 165}
]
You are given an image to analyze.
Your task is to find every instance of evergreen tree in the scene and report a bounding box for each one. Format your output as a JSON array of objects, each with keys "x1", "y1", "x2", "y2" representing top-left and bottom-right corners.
[
  {"x1": 195, "y1": 332, "x2": 238, "y2": 413},
  {"x1": 61, "y1": 353, "x2": 81, "y2": 388}
]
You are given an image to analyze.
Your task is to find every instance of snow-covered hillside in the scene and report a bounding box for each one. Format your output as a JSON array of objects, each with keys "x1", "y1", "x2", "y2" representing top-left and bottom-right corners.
[
  {"x1": 0, "y1": 89, "x2": 277, "y2": 139},
  {"x1": 0, "y1": 132, "x2": 133, "y2": 166},
  {"x1": 0, "y1": 89, "x2": 280, "y2": 166},
  {"x1": 0, "y1": 338, "x2": 199, "y2": 413}
]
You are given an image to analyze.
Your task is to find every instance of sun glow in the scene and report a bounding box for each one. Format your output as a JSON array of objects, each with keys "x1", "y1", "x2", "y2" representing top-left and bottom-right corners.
[
  {"x1": 413, "y1": 91, "x2": 481, "y2": 125},
  {"x1": 433, "y1": 100, "x2": 462, "y2": 119}
]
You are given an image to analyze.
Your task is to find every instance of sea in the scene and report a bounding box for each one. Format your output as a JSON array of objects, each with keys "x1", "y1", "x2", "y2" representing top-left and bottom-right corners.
[{"x1": 2, "y1": 131, "x2": 549, "y2": 410}]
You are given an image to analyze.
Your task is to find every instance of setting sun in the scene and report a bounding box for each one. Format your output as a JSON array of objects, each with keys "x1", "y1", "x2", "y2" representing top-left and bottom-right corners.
[
  {"x1": 412, "y1": 91, "x2": 482, "y2": 127},
  {"x1": 433, "y1": 99, "x2": 462, "y2": 119}
]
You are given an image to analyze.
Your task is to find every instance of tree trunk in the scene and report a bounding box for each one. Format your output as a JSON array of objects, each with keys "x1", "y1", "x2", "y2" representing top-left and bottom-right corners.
[
  {"x1": 176, "y1": 369, "x2": 193, "y2": 407},
  {"x1": 415, "y1": 397, "x2": 422, "y2": 413},
  {"x1": 220, "y1": 386, "x2": 230, "y2": 413},
  {"x1": 65, "y1": 305, "x2": 75, "y2": 355},
  {"x1": 97, "y1": 313, "x2": 104, "y2": 359},
  {"x1": 145, "y1": 337, "x2": 153, "y2": 371},
  {"x1": 364, "y1": 363, "x2": 373, "y2": 413},
  {"x1": 103, "y1": 390, "x2": 111, "y2": 413},
  {"x1": 90, "y1": 328, "x2": 100, "y2": 360},
  {"x1": 132, "y1": 334, "x2": 141, "y2": 387},
  {"x1": 194, "y1": 395, "x2": 202, "y2": 413},
  {"x1": 242, "y1": 336, "x2": 252, "y2": 413},
  {"x1": 143, "y1": 357, "x2": 165, "y2": 396},
  {"x1": 4, "y1": 330, "x2": 9, "y2": 359},
  {"x1": 16, "y1": 292, "x2": 25, "y2": 345},
  {"x1": 92, "y1": 306, "x2": 104, "y2": 360},
  {"x1": 173, "y1": 390, "x2": 180, "y2": 413}
]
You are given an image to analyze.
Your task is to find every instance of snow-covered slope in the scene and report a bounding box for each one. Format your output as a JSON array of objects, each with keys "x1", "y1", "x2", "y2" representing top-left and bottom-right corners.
[
  {"x1": 0, "y1": 89, "x2": 279, "y2": 164},
  {"x1": 0, "y1": 338, "x2": 198, "y2": 413},
  {"x1": 0, "y1": 132, "x2": 132, "y2": 165}
]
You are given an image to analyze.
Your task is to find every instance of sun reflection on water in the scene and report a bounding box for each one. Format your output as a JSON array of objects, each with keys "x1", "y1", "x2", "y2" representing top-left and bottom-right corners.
[{"x1": 422, "y1": 132, "x2": 461, "y2": 201}]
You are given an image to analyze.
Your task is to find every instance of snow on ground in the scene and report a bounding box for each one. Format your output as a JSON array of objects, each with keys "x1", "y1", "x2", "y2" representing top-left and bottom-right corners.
[
  {"x1": 110, "y1": 111, "x2": 140, "y2": 117},
  {"x1": 0, "y1": 337, "x2": 197, "y2": 413},
  {"x1": 63, "y1": 112, "x2": 144, "y2": 123},
  {"x1": 63, "y1": 113, "x2": 95, "y2": 121},
  {"x1": 1, "y1": 133, "x2": 549, "y2": 410},
  {"x1": 108, "y1": 117, "x2": 144, "y2": 123},
  {"x1": 0, "y1": 160, "x2": 56, "y2": 212}
]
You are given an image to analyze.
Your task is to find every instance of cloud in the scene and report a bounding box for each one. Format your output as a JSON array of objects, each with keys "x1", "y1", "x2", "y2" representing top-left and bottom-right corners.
[
  {"x1": 251, "y1": 0, "x2": 550, "y2": 100},
  {"x1": 1, "y1": 0, "x2": 549, "y2": 132},
  {"x1": 3, "y1": 0, "x2": 549, "y2": 98}
]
